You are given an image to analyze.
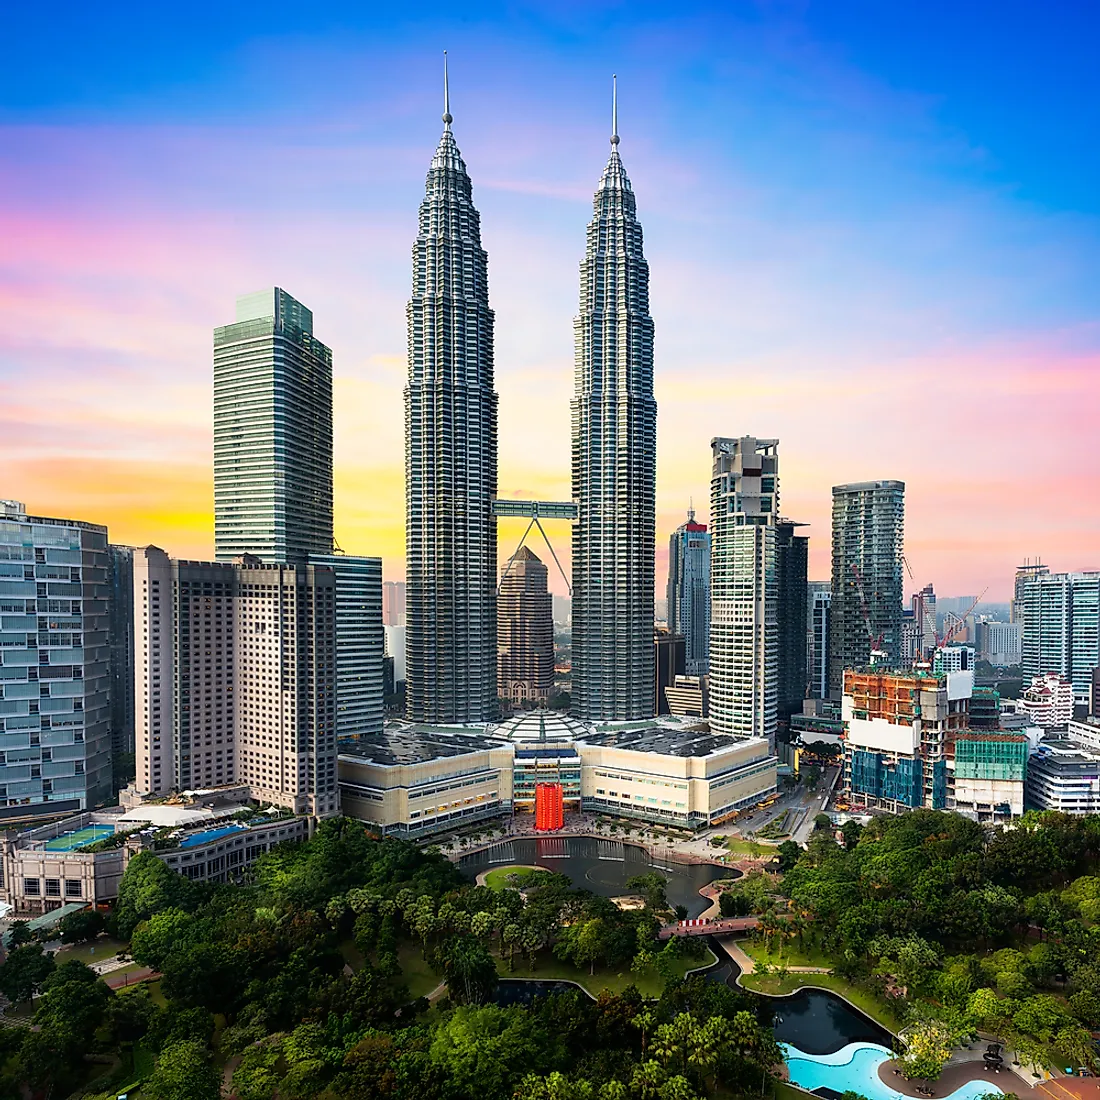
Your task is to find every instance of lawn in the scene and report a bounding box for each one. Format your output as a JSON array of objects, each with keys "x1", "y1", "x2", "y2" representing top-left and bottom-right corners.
[
  {"x1": 740, "y1": 938, "x2": 834, "y2": 969},
  {"x1": 397, "y1": 941, "x2": 440, "y2": 1000},
  {"x1": 495, "y1": 946, "x2": 717, "y2": 999},
  {"x1": 483, "y1": 865, "x2": 551, "y2": 891},
  {"x1": 54, "y1": 935, "x2": 127, "y2": 965},
  {"x1": 739, "y1": 970, "x2": 902, "y2": 1032},
  {"x1": 723, "y1": 837, "x2": 777, "y2": 858}
]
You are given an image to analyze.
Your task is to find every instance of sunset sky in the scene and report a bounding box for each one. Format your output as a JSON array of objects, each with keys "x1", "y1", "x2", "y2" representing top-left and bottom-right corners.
[{"x1": 2, "y1": 2, "x2": 1098, "y2": 600}]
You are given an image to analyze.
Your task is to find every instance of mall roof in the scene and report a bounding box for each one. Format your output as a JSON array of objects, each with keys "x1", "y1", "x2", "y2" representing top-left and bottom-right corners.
[
  {"x1": 340, "y1": 726, "x2": 505, "y2": 767},
  {"x1": 577, "y1": 724, "x2": 760, "y2": 758}
]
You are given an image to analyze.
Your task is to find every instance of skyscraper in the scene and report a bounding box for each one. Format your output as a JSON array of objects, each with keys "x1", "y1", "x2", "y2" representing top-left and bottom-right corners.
[
  {"x1": 405, "y1": 70, "x2": 499, "y2": 724},
  {"x1": 1020, "y1": 570, "x2": 1100, "y2": 702},
  {"x1": 134, "y1": 548, "x2": 339, "y2": 816},
  {"x1": 776, "y1": 520, "x2": 808, "y2": 718},
  {"x1": 0, "y1": 500, "x2": 112, "y2": 815},
  {"x1": 498, "y1": 547, "x2": 555, "y2": 708},
  {"x1": 1012, "y1": 560, "x2": 1049, "y2": 627},
  {"x1": 571, "y1": 81, "x2": 657, "y2": 721},
  {"x1": 808, "y1": 583, "x2": 831, "y2": 699},
  {"x1": 709, "y1": 437, "x2": 779, "y2": 743},
  {"x1": 828, "y1": 481, "x2": 905, "y2": 695},
  {"x1": 108, "y1": 544, "x2": 136, "y2": 786},
  {"x1": 667, "y1": 510, "x2": 710, "y2": 675},
  {"x1": 383, "y1": 581, "x2": 406, "y2": 626},
  {"x1": 214, "y1": 287, "x2": 334, "y2": 563}
]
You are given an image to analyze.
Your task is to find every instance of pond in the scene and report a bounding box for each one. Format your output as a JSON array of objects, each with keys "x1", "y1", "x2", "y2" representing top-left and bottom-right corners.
[{"x1": 459, "y1": 836, "x2": 731, "y2": 918}]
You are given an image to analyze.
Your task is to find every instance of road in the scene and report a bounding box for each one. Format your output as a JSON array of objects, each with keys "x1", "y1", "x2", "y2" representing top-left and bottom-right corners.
[{"x1": 734, "y1": 765, "x2": 839, "y2": 846}]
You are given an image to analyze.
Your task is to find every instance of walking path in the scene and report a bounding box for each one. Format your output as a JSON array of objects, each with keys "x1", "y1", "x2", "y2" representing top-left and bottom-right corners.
[{"x1": 877, "y1": 1055, "x2": 1045, "y2": 1098}]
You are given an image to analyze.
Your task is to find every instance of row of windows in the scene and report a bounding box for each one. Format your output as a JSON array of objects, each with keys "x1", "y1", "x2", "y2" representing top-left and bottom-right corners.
[{"x1": 23, "y1": 877, "x2": 82, "y2": 898}]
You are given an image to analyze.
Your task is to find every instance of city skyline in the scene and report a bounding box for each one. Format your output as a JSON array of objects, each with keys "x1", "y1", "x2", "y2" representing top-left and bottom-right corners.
[{"x1": 2, "y1": 5, "x2": 1099, "y2": 600}]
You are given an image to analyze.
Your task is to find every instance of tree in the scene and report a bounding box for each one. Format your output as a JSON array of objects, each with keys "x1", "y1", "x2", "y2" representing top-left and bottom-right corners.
[
  {"x1": 776, "y1": 840, "x2": 801, "y2": 871},
  {"x1": 0, "y1": 942, "x2": 55, "y2": 1004},
  {"x1": 115, "y1": 851, "x2": 198, "y2": 937},
  {"x1": 130, "y1": 907, "x2": 198, "y2": 970},
  {"x1": 840, "y1": 820, "x2": 863, "y2": 851},
  {"x1": 6, "y1": 921, "x2": 31, "y2": 948},
  {"x1": 899, "y1": 1021, "x2": 953, "y2": 1081},
  {"x1": 57, "y1": 906, "x2": 106, "y2": 944},
  {"x1": 813, "y1": 813, "x2": 832, "y2": 831},
  {"x1": 437, "y1": 935, "x2": 499, "y2": 1005},
  {"x1": 144, "y1": 1039, "x2": 221, "y2": 1100},
  {"x1": 626, "y1": 873, "x2": 669, "y2": 912}
]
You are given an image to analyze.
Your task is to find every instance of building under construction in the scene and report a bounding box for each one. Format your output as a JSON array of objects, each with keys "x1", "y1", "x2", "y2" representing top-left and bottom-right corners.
[{"x1": 841, "y1": 666, "x2": 1027, "y2": 822}]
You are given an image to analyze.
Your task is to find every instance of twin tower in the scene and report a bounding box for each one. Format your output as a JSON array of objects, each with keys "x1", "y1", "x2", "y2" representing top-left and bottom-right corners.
[{"x1": 405, "y1": 74, "x2": 656, "y2": 725}]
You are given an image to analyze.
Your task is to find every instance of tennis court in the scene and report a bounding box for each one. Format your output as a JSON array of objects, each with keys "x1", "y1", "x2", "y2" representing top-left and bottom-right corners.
[{"x1": 43, "y1": 825, "x2": 116, "y2": 851}]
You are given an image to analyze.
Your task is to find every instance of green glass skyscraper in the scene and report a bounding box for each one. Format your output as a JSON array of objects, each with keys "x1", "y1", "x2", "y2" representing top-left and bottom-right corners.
[{"x1": 214, "y1": 287, "x2": 334, "y2": 563}]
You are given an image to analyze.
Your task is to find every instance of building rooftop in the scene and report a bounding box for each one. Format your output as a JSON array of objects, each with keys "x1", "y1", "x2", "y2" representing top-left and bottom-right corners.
[
  {"x1": 493, "y1": 711, "x2": 591, "y2": 744},
  {"x1": 340, "y1": 725, "x2": 504, "y2": 766},
  {"x1": 577, "y1": 723, "x2": 761, "y2": 758}
]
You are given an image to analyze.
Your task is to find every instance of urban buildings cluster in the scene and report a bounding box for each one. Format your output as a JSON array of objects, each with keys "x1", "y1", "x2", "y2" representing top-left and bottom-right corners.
[{"x1": 2, "y1": 73, "x2": 1099, "y2": 915}]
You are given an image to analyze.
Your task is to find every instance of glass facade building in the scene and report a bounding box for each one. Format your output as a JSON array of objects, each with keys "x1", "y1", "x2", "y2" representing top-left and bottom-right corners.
[
  {"x1": 666, "y1": 510, "x2": 710, "y2": 676},
  {"x1": 571, "y1": 115, "x2": 657, "y2": 721},
  {"x1": 214, "y1": 288, "x2": 334, "y2": 563},
  {"x1": 0, "y1": 501, "x2": 112, "y2": 815}
]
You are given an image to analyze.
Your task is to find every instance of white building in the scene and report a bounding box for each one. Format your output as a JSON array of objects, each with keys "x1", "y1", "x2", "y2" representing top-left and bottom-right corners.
[
  {"x1": 1019, "y1": 673, "x2": 1075, "y2": 729},
  {"x1": 709, "y1": 437, "x2": 779, "y2": 744},
  {"x1": 134, "y1": 548, "x2": 339, "y2": 817},
  {"x1": 937, "y1": 645, "x2": 976, "y2": 673},
  {"x1": 976, "y1": 620, "x2": 1022, "y2": 667},
  {"x1": 337, "y1": 712, "x2": 778, "y2": 837},
  {"x1": 1027, "y1": 726, "x2": 1100, "y2": 816},
  {"x1": 384, "y1": 625, "x2": 407, "y2": 683}
]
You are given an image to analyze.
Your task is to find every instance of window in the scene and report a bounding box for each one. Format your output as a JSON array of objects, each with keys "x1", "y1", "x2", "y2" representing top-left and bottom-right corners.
[
  {"x1": 45, "y1": 879, "x2": 61, "y2": 897},
  {"x1": 23, "y1": 877, "x2": 40, "y2": 896},
  {"x1": 64, "y1": 879, "x2": 82, "y2": 898}
]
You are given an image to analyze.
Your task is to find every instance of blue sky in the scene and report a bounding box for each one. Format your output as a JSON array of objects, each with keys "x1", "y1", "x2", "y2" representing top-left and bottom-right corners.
[{"x1": 1, "y1": 1, "x2": 1097, "y2": 596}]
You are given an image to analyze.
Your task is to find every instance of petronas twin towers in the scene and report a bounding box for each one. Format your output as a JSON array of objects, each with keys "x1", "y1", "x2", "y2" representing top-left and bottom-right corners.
[{"x1": 405, "y1": 70, "x2": 656, "y2": 725}]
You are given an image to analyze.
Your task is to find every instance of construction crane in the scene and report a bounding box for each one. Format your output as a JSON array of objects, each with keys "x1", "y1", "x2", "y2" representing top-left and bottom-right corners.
[
  {"x1": 939, "y1": 588, "x2": 988, "y2": 649},
  {"x1": 850, "y1": 563, "x2": 884, "y2": 656}
]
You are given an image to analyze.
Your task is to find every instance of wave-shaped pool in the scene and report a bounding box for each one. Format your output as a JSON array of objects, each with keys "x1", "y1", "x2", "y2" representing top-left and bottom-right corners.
[{"x1": 783, "y1": 1041, "x2": 1004, "y2": 1100}]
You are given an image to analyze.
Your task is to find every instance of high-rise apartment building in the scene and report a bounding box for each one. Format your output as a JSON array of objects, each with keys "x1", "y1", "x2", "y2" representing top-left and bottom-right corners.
[
  {"x1": 808, "y1": 583, "x2": 831, "y2": 700},
  {"x1": 405, "y1": 87, "x2": 498, "y2": 724},
  {"x1": 913, "y1": 583, "x2": 936, "y2": 657},
  {"x1": 1012, "y1": 559, "x2": 1049, "y2": 626},
  {"x1": 498, "y1": 548, "x2": 554, "y2": 707},
  {"x1": 0, "y1": 501, "x2": 112, "y2": 815},
  {"x1": 214, "y1": 288, "x2": 334, "y2": 563},
  {"x1": 108, "y1": 544, "x2": 136, "y2": 778},
  {"x1": 975, "y1": 620, "x2": 1022, "y2": 667},
  {"x1": 666, "y1": 510, "x2": 710, "y2": 675},
  {"x1": 134, "y1": 549, "x2": 339, "y2": 816},
  {"x1": 571, "y1": 94, "x2": 657, "y2": 721},
  {"x1": 828, "y1": 481, "x2": 905, "y2": 695},
  {"x1": 776, "y1": 520, "x2": 808, "y2": 719},
  {"x1": 383, "y1": 581, "x2": 406, "y2": 627},
  {"x1": 309, "y1": 554, "x2": 383, "y2": 740},
  {"x1": 709, "y1": 437, "x2": 779, "y2": 743},
  {"x1": 1020, "y1": 571, "x2": 1100, "y2": 702}
]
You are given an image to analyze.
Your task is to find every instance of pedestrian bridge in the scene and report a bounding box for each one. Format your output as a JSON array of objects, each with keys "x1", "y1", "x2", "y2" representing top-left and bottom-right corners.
[{"x1": 657, "y1": 916, "x2": 761, "y2": 939}]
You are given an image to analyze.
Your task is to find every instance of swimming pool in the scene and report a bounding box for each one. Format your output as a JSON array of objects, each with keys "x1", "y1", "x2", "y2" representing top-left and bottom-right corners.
[
  {"x1": 178, "y1": 824, "x2": 246, "y2": 849},
  {"x1": 44, "y1": 825, "x2": 116, "y2": 851},
  {"x1": 783, "y1": 1042, "x2": 1004, "y2": 1100}
]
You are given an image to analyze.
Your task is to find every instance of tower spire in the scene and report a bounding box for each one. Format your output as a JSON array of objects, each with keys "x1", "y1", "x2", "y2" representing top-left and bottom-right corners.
[
  {"x1": 611, "y1": 74, "x2": 619, "y2": 146},
  {"x1": 443, "y1": 50, "x2": 452, "y2": 129}
]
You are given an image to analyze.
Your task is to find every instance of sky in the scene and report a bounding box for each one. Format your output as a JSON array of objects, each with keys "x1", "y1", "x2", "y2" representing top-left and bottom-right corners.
[{"x1": 1, "y1": 0, "x2": 1098, "y2": 601}]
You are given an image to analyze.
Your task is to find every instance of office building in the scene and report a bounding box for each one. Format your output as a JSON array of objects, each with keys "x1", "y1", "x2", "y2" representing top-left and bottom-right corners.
[
  {"x1": 828, "y1": 481, "x2": 905, "y2": 695},
  {"x1": 937, "y1": 645, "x2": 975, "y2": 673},
  {"x1": 912, "y1": 583, "x2": 936, "y2": 658},
  {"x1": 384, "y1": 625, "x2": 406, "y2": 684},
  {"x1": 776, "y1": 520, "x2": 808, "y2": 719},
  {"x1": 654, "y1": 628, "x2": 686, "y2": 715},
  {"x1": 808, "y1": 583, "x2": 831, "y2": 700},
  {"x1": 0, "y1": 501, "x2": 112, "y2": 816},
  {"x1": 382, "y1": 581, "x2": 406, "y2": 627},
  {"x1": 1027, "y1": 722, "x2": 1100, "y2": 815},
  {"x1": 498, "y1": 547, "x2": 554, "y2": 708},
  {"x1": 708, "y1": 437, "x2": 779, "y2": 743},
  {"x1": 1019, "y1": 571, "x2": 1100, "y2": 703},
  {"x1": 214, "y1": 288, "x2": 334, "y2": 563},
  {"x1": 134, "y1": 549, "x2": 339, "y2": 816},
  {"x1": 975, "y1": 619, "x2": 1022, "y2": 667},
  {"x1": 405, "y1": 83, "x2": 498, "y2": 724},
  {"x1": 664, "y1": 675, "x2": 708, "y2": 719},
  {"x1": 666, "y1": 510, "x2": 710, "y2": 675},
  {"x1": 107, "y1": 545, "x2": 136, "y2": 777},
  {"x1": 309, "y1": 554, "x2": 383, "y2": 740},
  {"x1": 552, "y1": 595, "x2": 572, "y2": 629},
  {"x1": 571, "y1": 95, "x2": 657, "y2": 721}
]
